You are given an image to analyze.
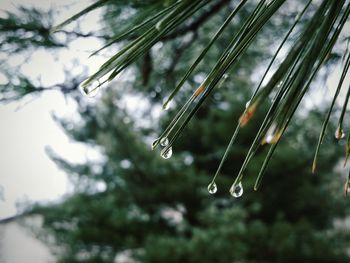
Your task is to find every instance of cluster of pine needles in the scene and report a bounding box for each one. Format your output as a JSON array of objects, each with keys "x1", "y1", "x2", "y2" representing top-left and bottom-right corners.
[{"x1": 52, "y1": 0, "x2": 350, "y2": 196}]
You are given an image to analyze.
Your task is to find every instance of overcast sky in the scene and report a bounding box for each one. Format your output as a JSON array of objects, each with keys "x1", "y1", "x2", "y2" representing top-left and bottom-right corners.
[{"x1": 0, "y1": 0, "x2": 107, "y2": 219}]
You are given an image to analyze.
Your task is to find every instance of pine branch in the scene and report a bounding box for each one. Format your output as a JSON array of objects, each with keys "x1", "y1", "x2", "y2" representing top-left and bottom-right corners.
[{"x1": 48, "y1": 0, "x2": 350, "y2": 194}]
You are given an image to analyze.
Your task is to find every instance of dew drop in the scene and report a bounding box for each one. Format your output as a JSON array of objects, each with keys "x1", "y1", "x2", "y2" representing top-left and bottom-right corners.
[
  {"x1": 155, "y1": 20, "x2": 164, "y2": 31},
  {"x1": 160, "y1": 137, "x2": 169, "y2": 147},
  {"x1": 79, "y1": 80, "x2": 101, "y2": 98},
  {"x1": 335, "y1": 126, "x2": 345, "y2": 140},
  {"x1": 230, "y1": 182, "x2": 243, "y2": 198},
  {"x1": 160, "y1": 146, "x2": 173, "y2": 159},
  {"x1": 163, "y1": 102, "x2": 170, "y2": 111},
  {"x1": 152, "y1": 138, "x2": 160, "y2": 150},
  {"x1": 345, "y1": 180, "x2": 350, "y2": 196},
  {"x1": 245, "y1": 100, "x2": 251, "y2": 109},
  {"x1": 207, "y1": 182, "x2": 217, "y2": 194}
]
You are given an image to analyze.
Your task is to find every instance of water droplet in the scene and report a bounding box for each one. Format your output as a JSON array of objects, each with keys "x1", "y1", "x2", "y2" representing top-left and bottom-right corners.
[
  {"x1": 245, "y1": 100, "x2": 251, "y2": 108},
  {"x1": 160, "y1": 146, "x2": 173, "y2": 159},
  {"x1": 230, "y1": 182, "x2": 243, "y2": 198},
  {"x1": 160, "y1": 137, "x2": 169, "y2": 147},
  {"x1": 152, "y1": 138, "x2": 160, "y2": 150},
  {"x1": 345, "y1": 180, "x2": 350, "y2": 196},
  {"x1": 207, "y1": 182, "x2": 217, "y2": 194},
  {"x1": 79, "y1": 80, "x2": 101, "y2": 98},
  {"x1": 155, "y1": 20, "x2": 164, "y2": 31},
  {"x1": 335, "y1": 126, "x2": 345, "y2": 140},
  {"x1": 163, "y1": 101, "x2": 170, "y2": 111}
]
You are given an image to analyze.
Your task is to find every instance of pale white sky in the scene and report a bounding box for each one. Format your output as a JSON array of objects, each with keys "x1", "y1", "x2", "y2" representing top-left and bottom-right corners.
[{"x1": 0, "y1": 0, "x2": 107, "y2": 219}]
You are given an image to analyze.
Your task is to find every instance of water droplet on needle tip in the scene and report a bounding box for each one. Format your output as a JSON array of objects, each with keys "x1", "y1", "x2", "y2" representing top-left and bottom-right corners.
[
  {"x1": 207, "y1": 182, "x2": 217, "y2": 194},
  {"x1": 335, "y1": 126, "x2": 345, "y2": 140},
  {"x1": 230, "y1": 182, "x2": 243, "y2": 198},
  {"x1": 160, "y1": 137, "x2": 169, "y2": 147},
  {"x1": 79, "y1": 80, "x2": 102, "y2": 98},
  {"x1": 160, "y1": 146, "x2": 173, "y2": 159}
]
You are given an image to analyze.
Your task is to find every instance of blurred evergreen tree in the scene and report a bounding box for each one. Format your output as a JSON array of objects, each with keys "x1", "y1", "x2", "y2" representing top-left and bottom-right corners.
[{"x1": 1, "y1": 0, "x2": 350, "y2": 262}]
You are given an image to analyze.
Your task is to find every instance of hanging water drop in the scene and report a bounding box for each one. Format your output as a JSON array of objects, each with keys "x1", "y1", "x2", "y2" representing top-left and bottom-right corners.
[
  {"x1": 79, "y1": 80, "x2": 102, "y2": 98},
  {"x1": 335, "y1": 126, "x2": 345, "y2": 140},
  {"x1": 152, "y1": 138, "x2": 160, "y2": 150},
  {"x1": 230, "y1": 182, "x2": 243, "y2": 198},
  {"x1": 207, "y1": 182, "x2": 217, "y2": 194},
  {"x1": 163, "y1": 100, "x2": 171, "y2": 111},
  {"x1": 345, "y1": 181, "x2": 350, "y2": 196},
  {"x1": 160, "y1": 137, "x2": 169, "y2": 147},
  {"x1": 160, "y1": 146, "x2": 173, "y2": 159}
]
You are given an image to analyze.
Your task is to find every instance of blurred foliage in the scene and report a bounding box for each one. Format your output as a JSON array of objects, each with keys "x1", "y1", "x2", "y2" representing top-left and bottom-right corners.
[
  {"x1": 1, "y1": 0, "x2": 350, "y2": 262},
  {"x1": 0, "y1": 6, "x2": 83, "y2": 101},
  {"x1": 0, "y1": 7, "x2": 63, "y2": 51}
]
